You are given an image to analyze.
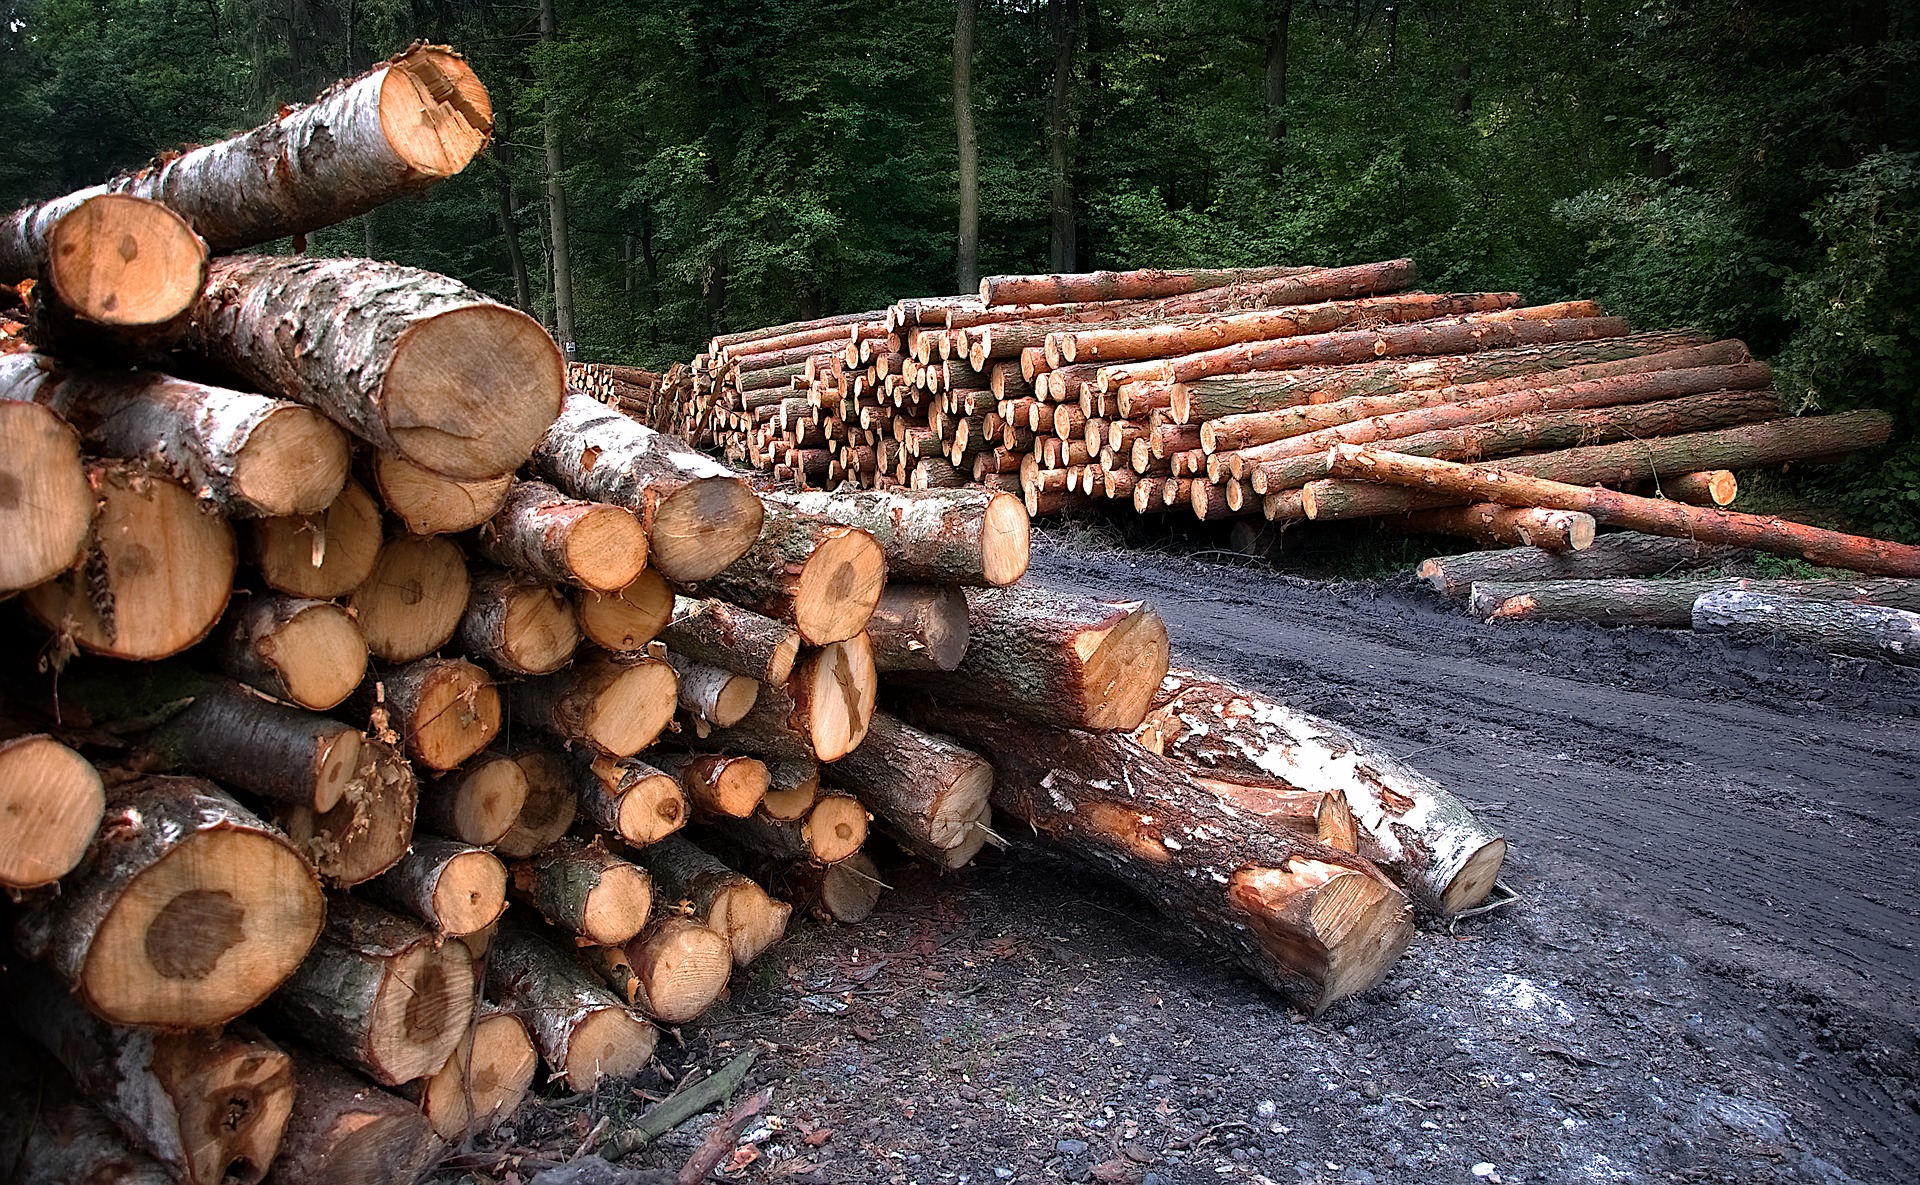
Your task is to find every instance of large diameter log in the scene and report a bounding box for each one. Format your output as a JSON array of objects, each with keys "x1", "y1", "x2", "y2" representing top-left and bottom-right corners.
[
  {"x1": 0, "y1": 395, "x2": 93, "y2": 592},
  {"x1": 347, "y1": 534, "x2": 470, "y2": 663},
  {"x1": 403, "y1": 1008, "x2": 537, "y2": 1142},
  {"x1": 24, "y1": 461, "x2": 236, "y2": 660},
  {"x1": 765, "y1": 487, "x2": 1030, "y2": 586},
  {"x1": 493, "y1": 750, "x2": 580, "y2": 858},
  {"x1": 370, "y1": 450, "x2": 512, "y2": 535},
  {"x1": 275, "y1": 739, "x2": 417, "y2": 887},
  {"x1": 479, "y1": 479, "x2": 648, "y2": 592},
  {"x1": 148, "y1": 679, "x2": 365, "y2": 813},
  {"x1": 1467, "y1": 576, "x2": 1920, "y2": 627},
  {"x1": 12, "y1": 966, "x2": 294, "y2": 1185},
  {"x1": 509, "y1": 836, "x2": 654, "y2": 947},
  {"x1": 219, "y1": 594, "x2": 368, "y2": 710},
  {"x1": 896, "y1": 699, "x2": 1413, "y2": 1014},
  {"x1": 611, "y1": 916, "x2": 734, "y2": 1024},
  {"x1": 637, "y1": 836, "x2": 792, "y2": 968},
  {"x1": 574, "y1": 754, "x2": 690, "y2": 847},
  {"x1": 1302, "y1": 410, "x2": 1894, "y2": 520},
  {"x1": 650, "y1": 750, "x2": 770, "y2": 819},
  {"x1": 266, "y1": 1054, "x2": 439, "y2": 1185},
  {"x1": 420, "y1": 752, "x2": 528, "y2": 847},
  {"x1": 361, "y1": 656, "x2": 499, "y2": 771},
  {"x1": 577, "y1": 569, "x2": 674, "y2": 655},
  {"x1": 661, "y1": 595, "x2": 801, "y2": 684},
  {"x1": 693, "y1": 504, "x2": 887, "y2": 645},
  {"x1": 690, "y1": 633, "x2": 878, "y2": 763},
  {"x1": 664, "y1": 652, "x2": 761, "y2": 727},
  {"x1": 1399, "y1": 504, "x2": 1596, "y2": 553},
  {"x1": 250, "y1": 479, "x2": 383, "y2": 599},
  {"x1": 1324, "y1": 444, "x2": 1920, "y2": 576},
  {"x1": 0, "y1": 733, "x2": 103, "y2": 890},
  {"x1": 366, "y1": 835, "x2": 508, "y2": 937},
  {"x1": 13, "y1": 776, "x2": 325, "y2": 1027},
  {"x1": 509, "y1": 651, "x2": 677, "y2": 758},
  {"x1": 486, "y1": 925, "x2": 659, "y2": 1091},
  {"x1": 867, "y1": 583, "x2": 970, "y2": 671},
  {"x1": 187, "y1": 255, "x2": 562, "y2": 479},
  {"x1": 1415, "y1": 532, "x2": 1749, "y2": 598},
  {"x1": 827, "y1": 711, "x2": 992, "y2": 868},
  {"x1": 0, "y1": 193, "x2": 206, "y2": 347},
  {"x1": 459, "y1": 567, "x2": 581, "y2": 677},
  {"x1": 268, "y1": 898, "x2": 474, "y2": 1086},
  {"x1": 1, "y1": 352, "x2": 348, "y2": 516},
  {"x1": 1133, "y1": 671, "x2": 1505, "y2": 916},
  {"x1": 890, "y1": 586, "x2": 1170, "y2": 732},
  {"x1": 1694, "y1": 590, "x2": 1920, "y2": 664},
  {"x1": 980, "y1": 262, "x2": 1316, "y2": 306},
  {"x1": 532, "y1": 392, "x2": 763, "y2": 582}
]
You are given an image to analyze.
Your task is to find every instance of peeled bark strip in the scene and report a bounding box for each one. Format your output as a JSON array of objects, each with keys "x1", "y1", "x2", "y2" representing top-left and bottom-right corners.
[
  {"x1": 13, "y1": 776, "x2": 325, "y2": 1028},
  {"x1": 274, "y1": 740, "x2": 417, "y2": 887},
  {"x1": 1325, "y1": 445, "x2": 1920, "y2": 577},
  {"x1": 1399, "y1": 504, "x2": 1596, "y2": 553},
  {"x1": 266, "y1": 1053, "x2": 439, "y2": 1185},
  {"x1": 1, "y1": 352, "x2": 348, "y2": 517},
  {"x1": 532, "y1": 392, "x2": 763, "y2": 582},
  {"x1": 403, "y1": 1008, "x2": 537, "y2": 1142},
  {"x1": 366, "y1": 835, "x2": 508, "y2": 937},
  {"x1": 0, "y1": 193, "x2": 206, "y2": 346},
  {"x1": 361, "y1": 656, "x2": 499, "y2": 771},
  {"x1": 219, "y1": 594, "x2": 368, "y2": 710},
  {"x1": 981, "y1": 262, "x2": 1314, "y2": 306},
  {"x1": 149, "y1": 679, "x2": 365, "y2": 812},
  {"x1": 370, "y1": 450, "x2": 513, "y2": 535},
  {"x1": 493, "y1": 750, "x2": 580, "y2": 858},
  {"x1": 0, "y1": 396, "x2": 92, "y2": 592},
  {"x1": 251, "y1": 479, "x2": 383, "y2": 599},
  {"x1": 665, "y1": 651, "x2": 761, "y2": 727},
  {"x1": 188, "y1": 255, "x2": 562, "y2": 479},
  {"x1": 459, "y1": 567, "x2": 581, "y2": 676},
  {"x1": 662, "y1": 595, "x2": 802, "y2": 684},
  {"x1": 1468, "y1": 576, "x2": 1920, "y2": 627},
  {"x1": 24, "y1": 461, "x2": 236, "y2": 661},
  {"x1": 891, "y1": 586, "x2": 1170, "y2": 732},
  {"x1": 269, "y1": 898, "x2": 475, "y2": 1087},
  {"x1": 1416, "y1": 532, "x2": 1749, "y2": 598},
  {"x1": 574, "y1": 755, "x2": 688, "y2": 847},
  {"x1": 0, "y1": 733, "x2": 103, "y2": 890},
  {"x1": 348, "y1": 534, "x2": 470, "y2": 663},
  {"x1": 577, "y1": 569, "x2": 674, "y2": 655},
  {"x1": 1694, "y1": 590, "x2": 1920, "y2": 664},
  {"x1": 615, "y1": 916, "x2": 734, "y2": 1024},
  {"x1": 638, "y1": 836, "x2": 792, "y2": 967},
  {"x1": 420, "y1": 752, "x2": 529, "y2": 847},
  {"x1": 829, "y1": 710, "x2": 992, "y2": 869},
  {"x1": 692, "y1": 633, "x2": 878, "y2": 763},
  {"x1": 12, "y1": 966, "x2": 294, "y2": 1185},
  {"x1": 866, "y1": 582, "x2": 971, "y2": 672},
  {"x1": 479, "y1": 478, "x2": 648, "y2": 592},
  {"x1": 1133, "y1": 672, "x2": 1505, "y2": 916},
  {"x1": 897, "y1": 698, "x2": 1412, "y2": 1014},
  {"x1": 712, "y1": 793, "x2": 869, "y2": 865},
  {"x1": 766, "y1": 487, "x2": 1030, "y2": 586},
  {"x1": 509, "y1": 651, "x2": 677, "y2": 757},
  {"x1": 486, "y1": 925, "x2": 659, "y2": 1091},
  {"x1": 509, "y1": 836, "x2": 654, "y2": 946},
  {"x1": 693, "y1": 504, "x2": 887, "y2": 645}
]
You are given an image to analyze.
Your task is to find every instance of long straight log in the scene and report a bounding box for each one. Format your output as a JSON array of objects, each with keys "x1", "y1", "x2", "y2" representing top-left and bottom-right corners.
[
  {"x1": 1467, "y1": 576, "x2": 1920, "y2": 627},
  {"x1": 980, "y1": 262, "x2": 1316, "y2": 307},
  {"x1": 1398, "y1": 504, "x2": 1596, "y2": 553},
  {"x1": 664, "y1": 652, "x2": 761, "y2": 727},
  {"x1": 0, "y1": 733, "x2": 103, "y2": 890},
  {"x1": 459, "y1": 567, "x2": 581, "y2": 677},
  {"x1": 765, "y1": 487, "x2": 1030, "y2": 586},
  {"x1": 828, "y1": 710, "x2": 992, "y2": 868},
  {"x1": 1693, "y1": 590, "x2": 1920, "y2": 664},
  {"x1": 365, "y1": 835, "x2": 507, "y2": 937},
  {"x1": 1415, "y1": 532, "x2": 1749, "y2": 598},
  {"x1": 705, "y1": 793, "x2": 868, "y2": 866},
  {"x1": 572, "y1": 754, "x2": 689, "y2": 848},
  {"x1": 866, "y1": 583, "x2": 971, "y2": 671},
  {"x1": 148, "y1": 679, "x2": 365, "y2": 813}
]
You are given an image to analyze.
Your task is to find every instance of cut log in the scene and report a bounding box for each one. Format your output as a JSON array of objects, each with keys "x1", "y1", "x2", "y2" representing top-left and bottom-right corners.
[
  {"x1": 1, "y1": 352, "x2": 348, "y2": 517},
  {"x1": 1415, "y1": 532, "x2": 1749, "y2": 598},
  {"x1": 273, "y1": 740, "x2": 416, "y2": 886},
  {"x1": 265, "y1": 1054, "x2": 439, "y2": 1185},
  {"x1": 268, "y1": 898, "x2": 474, "y2": 1086},
  {"x1": 347, "y1": 534, "x2": 470, "y2": 663},
  {"x1": 402, "y1": 1008, "x2": 537, "y2": 1142},
  {"x1": 148, "y1": 679, "x2": 364, "y2": 812},
  {"x1": 649, "y1": 751, "x2": 770, "y2": 819},
  {"x1": 613, "y1": 916, "x2": 733, "y2": 1024},
  {"x1": 0, "y1": 1048, "x2": 176, "y2": 1185},
  {"x1": 1323, "y1": 445, "x2": 1920, "y2": 576},
  {"x1": 690, "y1": 632, "x2": 878, "y2": 763},
  {"x1": 366, "y1": 835, "x2": 507, "y2": 937},
  {"x1": 532, "y1": 391, "x2": 763, "y2": 582},
  {"x1": 980, "y1": 262, "x2": 1316, "y2": 306},
  {"x1": 1468, "y1": 576, "x2": 1920, "y2": 627},
  {"x1": 218, "y1": 594, "x2": 368, "y2": 710},
  {"x1": 360, "y1": 656, "x2": 499, "y2": 771},
  {"x1": 1132, "y1": 671, "x2": 1505, "y2": 915},
  {"x1": 1694, "y1": 589, "x2": 1920, "y2": 664},
  {"x1": 712, "y1": 792, "x2": 868, "y2": 865},
  {"x1": 889, "y1": 585, "x2": 1169, "y2": 731},
  {"x1": 576, "y1": 568, "x2": 675, "y2": 655},
  {"x1": 509, "y1": 651, "x2": 676, "y2": 757},
  {"x1": 1398, "y1": 504, "x2": 1596, "y2": 553},
  {"x1": 637, "y1": 836, "x2": 791, "y2": 967},
  {"x1": 1655, "y1": 469, "x2": 1738, "y2": 506},
  {"x1": 485, "y1": 925, "x2": 659, "y2": 1091},
  {"x1": 760, "y1": 760, "x2": 822, "y2": 821},
  {"x1": 459, "y1": 567, "x2": 581, "y2": 676},
  {"x1": 24, "y1": 461, "x2": 236, "y2": 661},
  {"x1": 664, "y1": 651, "x2": 761, "y2": 727},
  {"x1": 493, "y1": 750, "x2": 580, "y2": 858},
  {"x1": 510, "y1": 836, "x2": 654, "y2": 946},
  {"x1": 894, "y1": 698, "x2": 1412, "y2": 1014},
  {"x1": 866, "y1": 582, "x2": 971, "y2": 671},
  {"x1": 0, "y1": 395, "x2": 92, "y2": 593},
  {"x1": 775, "y1": 849, "x2": 887, "y2": 924},
  {"x1": 250, "y1": 479, "x2": 383, "y2": 599},
  {"x1": 479, "y1": 478, "x2": 648, "y2": 592},
  {"x1": 370, "y1": 450, "x2": 512, "y2": 535},
  {"x1": 573, "y1": 754, "x2": 689, "y2": 847},
  {"x1": 765, "y1": 487, "x2": 1030, "y2": 586},
  {"x1": 661, "y1": 595, "x2": 802, "y2": 684},
  {"x1": 827, "y1": 710, "x2": 992, "y2": 869},
  {"x1": 11, "y1": 965, "x2": 294, "y2": 1185},
  {"x1": 693, "y1": 504, "x2": 887, "y2": 645},
  {"x1": 0, "y1": 193, "x2": 205, "y2": 350},
  {"x1": 419, "y1": 752, "x2": 528, "y2": 848},
  {"x1": 13, "y1": 775, "x2": 325, "y2": 1027},
  {"x1": 0, "y1": 733, "x2": 102, "y2": 890}
]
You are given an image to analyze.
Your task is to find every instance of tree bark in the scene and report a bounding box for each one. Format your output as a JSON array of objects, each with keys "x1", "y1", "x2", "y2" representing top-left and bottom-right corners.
[
  {"x1": 420, "y1": 752, "x2": 529, "y2": 848},
  {"x1": 1048, "y1": 0, "x2": 1079, "y2": 271},
  {"x1": 265, "y1": 1053, "x2": 440, "y2": 1185},
  {"x1": 538, "y1": 0, "x2": 577, "y2": 356},
  {"x1": 0, "y1": 193, "x2": 206, "y2": 351},
  {"x1": 250, "y1": 479, "x2": 384, "y2": 599},
  {"x1": 494, "y1": 749, "x2": 581, "y2": 858},
  {"x1": 981, "y1": 263, "x2": 1314, "y2": 307},
  {"x1": 459, "y1": 566, "x2": 581, "y2": 677},
  {"x1": 370, "y1": 450, "x2": 512, "y2": 536},
  {"x1": 486, "y1": 925, "x2": 658, "y2": 1091},
  {"x1": 509, "y1": 836, "x2": 655, "y2": 947},
  {"x1": 767, "y1": 487, "x2": 1031, "y2": 586},
  {"x1": 828, "y1": 710, "x2": 993, "y2": 868},
  {"x1": 365, "y1": 835, "x2": 508, "y2": 937},
  {"x1": 0, "y1": 733, "x2": 102, "y2": 891},
  {"x1": 0, "y1": 395, "x2": 93, "y2": 593},
  {"x1": 13, "y1": 776, "x2": 325, "y2": 1028},
  {"x1": 636, "y1": 836, "x2": 792, "y2": 969},
  {"x1": 572, "y1": 754, "x2": 689, "y2": 847},
  {"x1": 577, "y1": 569, "x2": 676, "y2": 655},
  {"x1": 1693, "y1": 589, "x2": 1920, "y2": 664},
  {"x1": 867, "y1": 582, "x2": 971, "y2": 671},
  {"x1": 1398, "y1": 504, "x2": 1596, "y2": 553},
  {"x1": 661, "y1": 596, "x2": 802, "y2": 685},
  {"x1": 1415, "y1": 531, "x2": 1748, "y2": 598},
  {"x1": 219, "y1": 594, "x2": 368, "y2": 710},
  {"x1": 663, "y1": 651, "x2": 762, "y2": 727},
  {"x1": 954, "y1": 0, "x2": 980, "y2": 293},
  {"x1": 692, "y1": 503, "x2": 887, "y2": 645},
  {"x1": 359, "y1": 656, "x2": 500, "y2": 772},
  {"x1": 479, "y1": 478, "x2": 649, "y2": 592},
  {"x1": 0, "y1": 1055, "x2": 176, "y2": 1185},
  {"x1": 1467, "y1": 576, "x2": 1920, "y2": 626},
  {"x1": 148, "y1": 679, "x2": 366, "y2": 813},
  {"x1": 508, "y1": 651, "x2": 677, "y2": 758}
]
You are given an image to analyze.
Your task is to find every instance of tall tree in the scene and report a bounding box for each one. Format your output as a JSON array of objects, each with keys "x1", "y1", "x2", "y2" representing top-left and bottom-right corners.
[
  {"x1": 539, "y1": 0, "x2": 578, "y2": 355},
  {"x1": 493, "y1": 110, "x2": 535, "y2": 314},
  {"x1": 1047, "y1": 0, "x2": 1078, "y2": 271},
  {"x1": 954, "y1": 0, "x2": 980, "y2": 293},
  {"x1": 1265, "y1": 0, "x2": 1291, "y2": 175}
]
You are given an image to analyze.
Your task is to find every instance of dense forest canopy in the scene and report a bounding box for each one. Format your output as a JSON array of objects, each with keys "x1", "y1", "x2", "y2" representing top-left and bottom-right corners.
[{"x1": 2, "y1": 0, "x2": 1916, "y2": 528}]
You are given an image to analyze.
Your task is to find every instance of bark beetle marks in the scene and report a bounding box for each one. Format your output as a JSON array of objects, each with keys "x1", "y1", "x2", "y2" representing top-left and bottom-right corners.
[{"x1": 146, "y1": 888, "x2": 246, "y2": 979}]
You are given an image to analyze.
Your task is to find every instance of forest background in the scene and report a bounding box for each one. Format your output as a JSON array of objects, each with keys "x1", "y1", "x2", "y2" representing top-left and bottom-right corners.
[{"x1": 1, "y1": 0, "x2": 1915, "y2": 533}]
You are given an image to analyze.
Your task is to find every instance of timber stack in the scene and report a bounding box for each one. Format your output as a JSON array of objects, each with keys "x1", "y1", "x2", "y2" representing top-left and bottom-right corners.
[{"x1": 0, "y1": 46, "x2": 1506, "y2": 1185}]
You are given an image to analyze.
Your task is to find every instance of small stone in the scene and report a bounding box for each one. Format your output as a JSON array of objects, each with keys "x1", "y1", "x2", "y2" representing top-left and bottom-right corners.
[
  {"x1": 959, "y1": 1085, "x2": 981, "y2": 1102},
  {"x1": 1471, "y1": 1164, "x2": 1497, "y2": 1178},
  {"x1": 995, "y1": 1170, "x2": 1013, "y2": 1181},
  {"x1": 1057, "y1": 1140, "x2": 1090, "y2": 1156},
  {"x1": 1255, "y1": 1100, "x2": 1278, "y2": 1120}
]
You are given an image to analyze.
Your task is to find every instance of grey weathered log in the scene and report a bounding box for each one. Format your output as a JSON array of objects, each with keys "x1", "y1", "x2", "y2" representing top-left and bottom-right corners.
[
  {"x1": 1692, "y1": 590, "x2": 1920, "y2": 664},
  {"x1": 1414, "y1": 532, "x2": 1750, "y2": 598},
  {"x1": 1467, "y1": 577, "x2": 1920, "y2": 627}
]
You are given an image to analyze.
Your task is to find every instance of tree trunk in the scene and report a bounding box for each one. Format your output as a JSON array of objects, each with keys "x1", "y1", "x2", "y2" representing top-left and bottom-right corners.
[
  {"x1": 0, "y1": 395, "x2": 93, "y2": 593},
  {"x1": 692, "y1": 504, "x2": 887, "y2": 645},
  {"x1": 420, "y1": 752, "x2": 529, "y2": 848},
  {"x1": 265, "y1": 1053, "x2": 439, "y2": 1185},
  {"x1": 13, "y1": 776, "x2": 325, "y2": 1028},
  {"x1": 663, "y1": 652, "x2": 762, "y2": 727},
  {"x1": 538, "y1": 0, "x2": 576, "y2": 353},
  {"x1": 509, "y1": 651, "x2": 677, "y2": 758},
  {"x1": 1264, "y1": 0, "x2": 1291, "y2": 172},
  {"x1": 954, "y1": 0, "x2": 980, "y2": 293},
  {"x1": 867, "y1": 582, "x2": 971, "y2": 671},
  {"x1": 486, "y1": 925, "x2": 658, "y2": 1091},
  {"x1": 767, "y1": 487, "x2": 1031, "y2": 586},
  {"x1": 1047, "y1": 0, "x2": 1079, "y2": 271},
  {"x1": 1325, "y1": 444, "x2": 1920, "y2": 576},
  {"x1": 148, "y1": 679, "x2": 366, "y2": 813},
  {"x1": 273, "y1": 739, "x2": 417, "y2": 887},
  {"x1": 479, "y1": 478, "x2": 649, "y2": 592},
  {"x1": 1415, "y1": 531, "x2": 1748, "y2": 598},
  {"x1": 402, "y1": 1008, "x2": 537, "y2": 1142},
  {"x1": 493, "y1": 749, "x2": 581, "y2": 858},
  {"x1": 649, "y1": 751, "x2": 770, "y2": 819},
  {"x1": 1467, "y1": 576, "x2": 1920, "y2": 626},
  {"x1": 494, "y1": 130, "x2": 536, "y2": 314},
  {"x1": 459, "y1": 566, "x2": 581, "y2": 677},
  {"x1": 370, "y1": 451, "x2": 512, "y2": 536},
  {"x1": 187, "y1": 255, "x2": 563, "y2": 480},
  {"x1": 532, "y1": 392, "x2": 763, "y2": 581},
  {"x1": 0, "y1": 194, "x2": 206, "y2": 353},
  {"x1": 509, "y1": 836, "x2": 655, "y2": 946},
  {"x1": 219, "y1": 594, "x2": 367, "y2": 711},
  {"x1": 1693, "y1": 589, "x2": 1920, "y2": 663},
  {"x1": 1, "y1": 352, "x2": 349, "y2": 517},
  {"x1": 572, "y1": 754, "x2": 689, "y2": 847},
  {"x1": 603, "y1": 916, "x2": 734, "y2": 1024},
  {"x1": 636, "y1": 836, "x2": 792, "y2": 968},
  {"x1": 0, "y1": 733, "x2": 102, "y2": 891},
  {"x1": 689, "y1": 633, "x2": 878, "y2": 763},
  {"x1": 577, "y1": 569, "x2": 675, "y2": 655},
  {"x1": 825, "y1": 709, "x2": 995, "y2": 868},
  {"x1": 365, "y1": 835, "x2": 507, "y2": 937},
  {"x1": 662, "y1": 595, "x2": 803, "y2": 684},
  {"x1": 1398, "y1": 504, "x2": 1596, "y2": 553},
  {"x1": 250, "y1": 479, "x2": 384, "y2": 599}
]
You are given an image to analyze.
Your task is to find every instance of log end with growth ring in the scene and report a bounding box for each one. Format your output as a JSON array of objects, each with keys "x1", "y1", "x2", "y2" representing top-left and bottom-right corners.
[
  {"x1": 798, "y1": 633, "x2": 879, "y2": 762},
  {"x1": 627, "y1": 918, "x2": 733, "y2": 1024},
  {"x1": 708, "y1": 879, "x2": 793, "y2": 969},
  {"x1": 383, "y1": 303, "x2": 564, "y2": 480},
  {"x1": 233, "y1": 403, "x2": 353, "y2": 518},
  {"x1": 250, "y1": 480, "x2": 382, "y2": 600},
  {"x1": 563, "y1": 503, "x2": 650, "y2": 592},
  {"x1": 1079, "y1": 602, "x2": 1173, "y2": 732},
  {"x1": 307, "y1": 724, "x2": 365, "y2": 816},
  {"x1": 396, "y1": 659, "x2": 501, "y2": 771},
  {"x1": 650, "y1": 476, "x2": 767, "y2": 583},
  {"x1": 0, "y1": 735, "x2": 104, "y2": 890},
  {"x1": 43, "y1": 194, "x2": 206, "y2": 327},
  {"x1": 805, "y1": 794, "x2": 869, "y2": 864},
  {"x1": 585, "y1": 658, "x2": 679, "y2": 757},
  {"x1": 413, "y1": 1010, "x2": 537, "y2": 1142},
  {"x1": 1441, "y1": 836, "x2": 1508, "y2": 917},
  {"x1": 576, "y1": 570, "x2": 673, "y2": 654},
  {"x1": 1228, "y1": 860, "x2": 1414, "y2": 1015},
  {"x1": 433, "y1": 848, "x2": 511, "y2": 937},
  {"x1": 0, "y1": 401, "x2": 93, "y2": 594},
  {"x1": 362, "y1": 933, "x2": 477, "y2": 1084},
  {"x1": 605, "y1": 761, "x2": 689, "y2": 847},
  {"x1": 259, "y1": 599, "x2": 369, "y2": 711},
  {"x1": 372, "y1": 452, "x2": 512, "y2": 536},
  {"x1": 377, "y1": 47, "x2": 494, "y2": 179},
  {"x1": 560, "y1": 1007, "x2": 658, "y2": 1091},
  {"x1": 578, "y1": 861, "x2": 654, "y2": 947},
  {"x1": 981, "y1": 490, "x2": 1033, "y2": 586}
]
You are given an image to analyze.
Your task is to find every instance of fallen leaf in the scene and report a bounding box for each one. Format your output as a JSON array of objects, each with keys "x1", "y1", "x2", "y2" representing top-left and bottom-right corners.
[
  {"x1": 1090, "y1": 1159, "x2": 1133, "y2": 1182},
  {"x1": 804, "y1": 1128, "x2": 833, "y2": 1147},
  {"x1": 722, "y1": 1145, "x2": 762, "y2": 1173}
]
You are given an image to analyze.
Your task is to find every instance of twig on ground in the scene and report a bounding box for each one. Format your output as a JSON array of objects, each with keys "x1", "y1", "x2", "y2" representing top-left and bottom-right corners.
[
  {"x1": 596, "y1": 1047, "x2": 762, "y2": 1162},
  {"x1": 675, "y1": 1084, "x2": 775, "y2": 1185}
]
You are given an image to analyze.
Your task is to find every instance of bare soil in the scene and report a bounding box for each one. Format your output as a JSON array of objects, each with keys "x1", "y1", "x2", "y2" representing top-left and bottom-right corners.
[{"x1": 473, "y1": 532, "x2": 1920, "y2": 1185}]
